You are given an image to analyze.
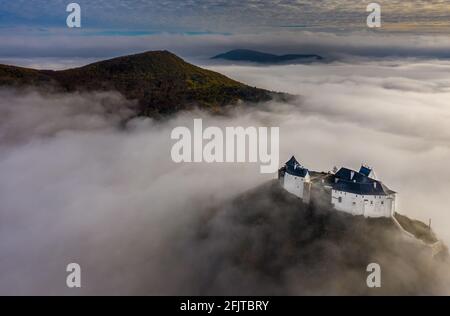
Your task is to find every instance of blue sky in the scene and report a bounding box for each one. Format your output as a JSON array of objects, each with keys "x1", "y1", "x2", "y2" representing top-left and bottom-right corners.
[
  {"x1": 0, "y1": 1, "x2": 449, "y2": 60},
  {"x1": 1, "y1": 0, "x2": 450, "y2": 33}
]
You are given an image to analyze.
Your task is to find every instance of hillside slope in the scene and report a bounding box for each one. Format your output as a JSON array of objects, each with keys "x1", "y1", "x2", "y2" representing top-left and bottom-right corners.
[
  {"x1": 0, "y1": 51, "x2": 283, "y2": 116},
  {"x1": 188, "y1": 180, "x2": 449, "y2": 295}
]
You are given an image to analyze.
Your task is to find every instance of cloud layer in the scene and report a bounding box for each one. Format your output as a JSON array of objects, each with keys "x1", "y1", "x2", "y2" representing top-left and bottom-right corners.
[
  {"x1": 0, "y1": 57, "x2": 450, "y2": 294},
  {"x1": 1, "y1": 31, "x2": 450, "y2": 68},
  {"x1": 206, "y1": 59, "x2": 450, "y2": 244}
]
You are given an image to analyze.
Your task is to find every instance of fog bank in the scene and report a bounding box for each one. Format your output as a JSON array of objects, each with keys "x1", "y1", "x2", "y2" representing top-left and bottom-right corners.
[{"x1": 1, "y1": 58, "x2": 450, "y2": 294}]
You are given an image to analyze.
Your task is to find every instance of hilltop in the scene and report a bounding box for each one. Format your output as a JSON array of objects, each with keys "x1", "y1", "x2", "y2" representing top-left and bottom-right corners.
[
  {"x1": 190, "y1": 180, "x2": 449, "y2": 295},
  {"x1": 0, "y1": 50, "x2": 285, "y2": 116},
  {"x1": 212, "y1": 49, "x2": 323, "y2": 64}
]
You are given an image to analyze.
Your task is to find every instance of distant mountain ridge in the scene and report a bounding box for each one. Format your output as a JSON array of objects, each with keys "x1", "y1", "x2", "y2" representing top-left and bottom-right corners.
[
  {"x1": 212, "y1": 49, "x2": 323, "y2": 63},
  {"x1": 0, "y1": 50, "x2": 286, "y2": 117}
]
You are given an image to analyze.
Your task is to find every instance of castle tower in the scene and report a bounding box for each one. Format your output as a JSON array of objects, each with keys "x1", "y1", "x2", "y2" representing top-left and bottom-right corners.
[{"x1": 279, "y1": 156, "x2": 311, "y2": 202}]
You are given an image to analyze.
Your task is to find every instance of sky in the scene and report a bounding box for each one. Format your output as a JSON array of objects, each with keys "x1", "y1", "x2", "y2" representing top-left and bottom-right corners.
[
  {"x1": 1, "y1": 0, "x2": 450, "y2": 33},
  {"x1": 1, "y1": 0, "x2": 450, "y2": 61}
]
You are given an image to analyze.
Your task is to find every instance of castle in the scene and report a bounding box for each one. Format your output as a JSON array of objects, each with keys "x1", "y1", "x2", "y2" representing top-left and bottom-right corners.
[{"x1": 278, "y1": 156, "x2": 397, "y2": 218}]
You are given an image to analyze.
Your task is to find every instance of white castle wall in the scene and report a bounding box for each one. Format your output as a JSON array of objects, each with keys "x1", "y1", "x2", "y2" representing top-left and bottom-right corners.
[
  {"x1": 283, "y1": 172, "x2": 310, "y2": 200},
  {"x1": 331, "y1": 189, "x2": 396, "y2": 218}
]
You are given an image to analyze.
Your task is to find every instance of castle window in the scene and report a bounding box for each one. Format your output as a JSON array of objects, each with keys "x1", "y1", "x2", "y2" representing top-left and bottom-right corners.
[
  {"x1": 381, "y1": 201, "x2": 384, "y2": 205},
  {"x1": 338, "y1": 197, "x2": 342, "y2": 203}
]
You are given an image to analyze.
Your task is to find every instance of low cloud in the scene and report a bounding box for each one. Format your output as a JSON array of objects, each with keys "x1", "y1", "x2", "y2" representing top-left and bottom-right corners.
[
  {"x1": 0, "y1": 57, "x2": 450, "y2": 295},
  {"x1": 2, "y1": 31, "x2": 450, "y2": 68}
]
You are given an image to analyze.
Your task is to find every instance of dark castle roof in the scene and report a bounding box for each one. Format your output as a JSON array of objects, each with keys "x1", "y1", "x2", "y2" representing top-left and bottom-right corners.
[
  {"x1": 284, "y1": 156, "x2": 309, "y2": 177},
  {"x1": 333, "y1": 167, "x2": 396, "y2": 196}
]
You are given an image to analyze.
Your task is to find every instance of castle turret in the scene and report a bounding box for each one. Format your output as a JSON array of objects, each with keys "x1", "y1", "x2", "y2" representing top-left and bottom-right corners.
[{"x1": 279, "y1": 156, "x2": 311, "y2": 201}]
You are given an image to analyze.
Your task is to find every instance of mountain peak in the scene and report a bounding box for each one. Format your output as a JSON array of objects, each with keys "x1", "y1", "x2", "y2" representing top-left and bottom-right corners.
[
  {"x1": 212, "y1": 49, "x2": 323, "y2": 63},
  {"x1": 0, "y1": 50, "x2": 284, "y2": 116}
]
